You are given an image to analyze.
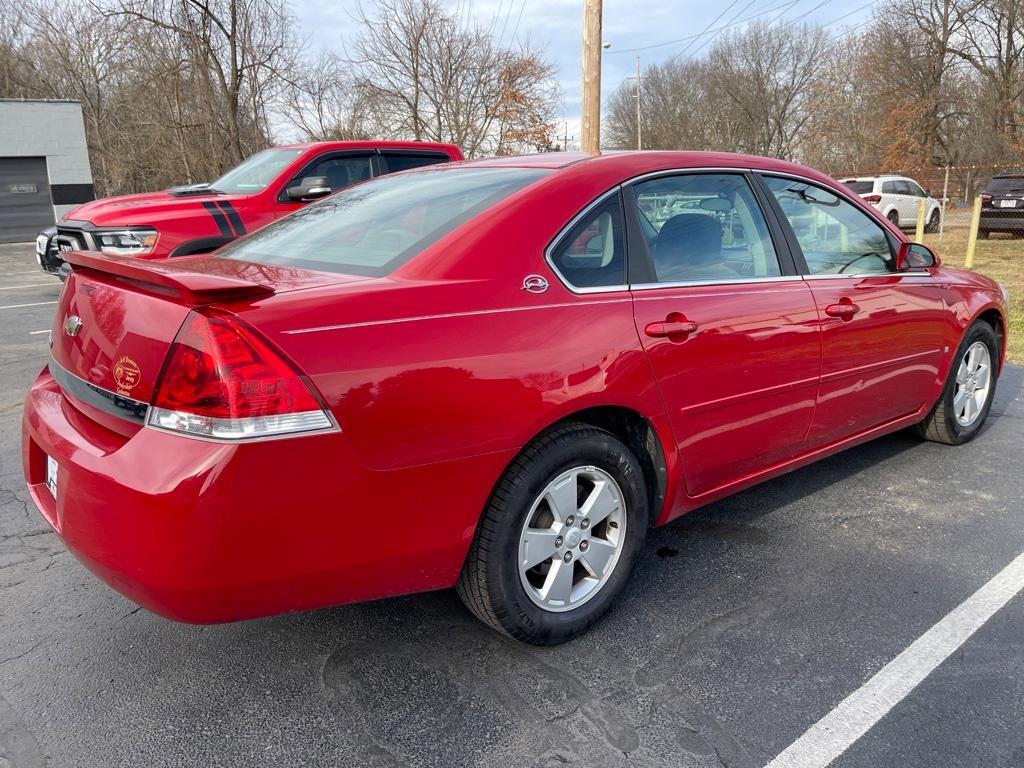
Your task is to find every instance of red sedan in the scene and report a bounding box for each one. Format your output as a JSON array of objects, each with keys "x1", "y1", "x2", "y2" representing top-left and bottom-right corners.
[{"x1": 23, "y1": 152, "x2": 1008, "y2": 644}]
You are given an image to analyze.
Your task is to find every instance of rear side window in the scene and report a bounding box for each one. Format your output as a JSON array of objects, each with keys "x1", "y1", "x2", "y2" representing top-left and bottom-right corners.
[
  {"x1": 881, "y1": 180, "x2": 898, "y2": 194},
  {"x1": 381, "y1": 153, "x2": 451, "y2": 174},
  {"x1": 219, "y1": 167, "x2": 549, "y2": 276},
  {"x1": 631, "y1": 173, "x2": 781, "y2": 283},
  {"x1": 843, "y1": 180, "x2": 874, "y2": 194},
  {"x1": 548, "y1": 195, "x2": 626, "y2": 289},
  {"x1": 986, "y1": 176, "x2": 1024, "y2": 195}
]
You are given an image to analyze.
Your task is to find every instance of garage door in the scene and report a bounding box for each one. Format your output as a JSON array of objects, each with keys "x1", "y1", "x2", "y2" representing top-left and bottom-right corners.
[{"x1": 0, "y1": 157, "x2": 54, "y2": 244}]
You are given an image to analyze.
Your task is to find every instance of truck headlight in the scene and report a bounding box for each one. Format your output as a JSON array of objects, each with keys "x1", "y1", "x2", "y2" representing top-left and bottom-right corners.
[
  {"x1": 1001, "y1": 284, "x2": 1010, "y2": 304},
  {"x1": 35, "y1": 233, "x2": 49, "y2": 256},
  {"x1": 96, "y1": 229, "x2": 158, "y2": 255}
]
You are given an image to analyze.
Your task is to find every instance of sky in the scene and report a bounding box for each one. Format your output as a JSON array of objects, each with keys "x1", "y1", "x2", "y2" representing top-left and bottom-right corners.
[{"x1": 290, "y1": 0, "x2": 879, "y2": 147}]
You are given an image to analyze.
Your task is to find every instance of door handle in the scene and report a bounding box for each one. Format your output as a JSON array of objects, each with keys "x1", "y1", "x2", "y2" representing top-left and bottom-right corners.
[
  {"x1": 824, "y1": 301, "x2": 860, "y2": 319},
  {"x1": 645, "y1": 317, "x2": 699, "y2": 339}
]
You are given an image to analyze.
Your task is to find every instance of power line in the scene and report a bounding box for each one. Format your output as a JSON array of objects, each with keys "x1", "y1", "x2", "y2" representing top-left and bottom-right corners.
[
  {"x1": 667, "y1": 0, "x2": 747, "y2": 63},
  {"x1": 606, "y1": 0, "x2": 804, "y2": 54}
]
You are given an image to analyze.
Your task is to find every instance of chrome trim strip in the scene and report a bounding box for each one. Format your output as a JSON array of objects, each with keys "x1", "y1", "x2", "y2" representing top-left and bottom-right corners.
[
  {"x1": 801, "y1": 273, "x2": 934, "y2": 281},
  {"x1": 543, "y1": 185, "x2": 627, "y2": 295},
  {"x1": 630, "y1": 275, "x2": 803, "y2": 291},
  {"x1": 48, "y1": 356, "x2": 150, "y2": 424}
]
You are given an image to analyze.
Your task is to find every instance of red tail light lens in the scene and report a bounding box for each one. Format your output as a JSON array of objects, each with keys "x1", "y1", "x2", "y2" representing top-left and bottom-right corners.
[
  {"x1": 980, "y1": 194, "x2": 992, "y2": 203},
  {"x1": 149, "y1": 310, "x2": 334, "y2": 439},
  {"x1": 863, "y1": 194, "x2": 882, "y2": 204}
]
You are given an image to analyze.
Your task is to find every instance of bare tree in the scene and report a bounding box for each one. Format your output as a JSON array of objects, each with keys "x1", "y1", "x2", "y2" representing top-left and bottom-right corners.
[
  {"x1": 101, "y1": 0, "x2": 297, "y2": 164},
  {"x1": 348, "y1": 0, "x2": 559, "y2": 156},
  {"x1": 282, "y1": 51, "x2": 371, "y2": 141}
]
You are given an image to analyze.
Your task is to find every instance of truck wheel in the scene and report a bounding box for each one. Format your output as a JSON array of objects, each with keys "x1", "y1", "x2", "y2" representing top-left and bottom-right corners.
[
  {"x1": 457, "y1": 422, "x2": 649, "y2": 644},
  {"x1": 915, "y1": 320, "x2": 998, "y2": 445}
]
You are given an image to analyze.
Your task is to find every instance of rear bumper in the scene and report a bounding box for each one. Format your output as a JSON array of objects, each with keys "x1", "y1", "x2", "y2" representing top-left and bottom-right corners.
[
  {"x1": 22, "y1": 368, "x2": 509, "y2": 623},
  {"x1": 980, "y1": 211, "x2": 1024, "y2": 232}
]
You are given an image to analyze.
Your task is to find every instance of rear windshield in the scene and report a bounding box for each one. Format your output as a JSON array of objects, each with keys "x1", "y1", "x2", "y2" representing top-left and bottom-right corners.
[
  {"x1": 217, "y1": 167, "x2": 549, "y2": 276},
  {"x1": 843, "y1": 180, "x2": 874, "y2": 194},
  {"x1": 986, "y1": 176, "x2": 1024, "y2": 195},
  {"x1": 210, "y1": 148, "x2": 303, "y2": 194}
]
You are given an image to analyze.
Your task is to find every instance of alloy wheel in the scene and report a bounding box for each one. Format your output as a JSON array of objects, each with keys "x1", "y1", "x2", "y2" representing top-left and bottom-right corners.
[
  {"x1": 953, "y1": 341, "x2": 992, "y2": 427},
  {"x1": 518, "y1": 466, "x2": 627, "y2": 613}
]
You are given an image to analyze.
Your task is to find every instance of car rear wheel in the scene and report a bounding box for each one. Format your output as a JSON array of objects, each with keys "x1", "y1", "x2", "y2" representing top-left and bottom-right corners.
[
  {"x1": 925, "y1": 208, "x2": 941, "y2": 233},
  {"x1": 456, "y1": 422, "x2": 649, "y2": 644},
  {"x1": 978, "y1": 228, "x2": 989, "y2": 240},
  {"x1": 915, "y1": 320, "x2": 999, "y2": 445},
  {"x1": 887, "y1": 209, "x2": 900, "y2": 228}
]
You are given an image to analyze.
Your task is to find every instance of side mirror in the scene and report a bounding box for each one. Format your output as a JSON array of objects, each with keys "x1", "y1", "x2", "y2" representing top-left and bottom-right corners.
[
  {"x1": 286, "y1": 176, "x2": 331, "y2": 202},
  {"x1": 897, "y1": 242, "x2": 939, "y2": 271}
]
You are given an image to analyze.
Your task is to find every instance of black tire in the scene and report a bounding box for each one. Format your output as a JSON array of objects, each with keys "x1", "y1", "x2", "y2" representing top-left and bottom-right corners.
[
  {"x1": 887, "y1": 209, "x2": 900, "y2": 228},
  {"x1": 915, "y1": 320, "x2": 999, "y2": 445},
  {"x1": 978, "y1": 228, "x2": 989, "y2": 240},
  {"x1": 925, "y1": 208, "x2": 940, "y2": 233},
  {"x1": 457, "y1": 422, "x2": 649, "y2": 644}
]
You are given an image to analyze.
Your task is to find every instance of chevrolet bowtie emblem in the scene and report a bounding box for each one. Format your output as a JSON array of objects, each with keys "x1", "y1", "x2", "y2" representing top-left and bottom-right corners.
[{"x1": 63, "y1": 315, "x2": 83, "y2": 337}]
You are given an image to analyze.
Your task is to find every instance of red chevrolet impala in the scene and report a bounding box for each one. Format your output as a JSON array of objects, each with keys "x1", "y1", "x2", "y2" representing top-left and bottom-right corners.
[{"x1": 23, "y1": 152, "x2": 1008, "y2": 644}]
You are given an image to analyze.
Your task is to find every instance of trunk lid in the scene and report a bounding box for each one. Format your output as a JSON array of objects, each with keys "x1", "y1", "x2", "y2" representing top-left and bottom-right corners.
[{"x1": 50, "y1": 251, "x2": 356, "y2": 406}]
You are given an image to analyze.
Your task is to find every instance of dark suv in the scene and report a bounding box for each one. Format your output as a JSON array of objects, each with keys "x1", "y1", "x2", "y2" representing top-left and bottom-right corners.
[{"x1": 980, "y1": 173, "x2": 1024, "y2": 238}]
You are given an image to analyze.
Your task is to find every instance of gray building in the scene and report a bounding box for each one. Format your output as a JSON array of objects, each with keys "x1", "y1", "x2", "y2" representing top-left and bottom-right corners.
[{"x1": 0, "y1": 99, "x2": 94, "y2": 243}]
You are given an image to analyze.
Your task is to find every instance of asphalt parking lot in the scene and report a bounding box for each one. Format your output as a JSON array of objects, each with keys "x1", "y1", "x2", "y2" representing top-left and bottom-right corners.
[{"x1": 1, "y1": 240, "x2": 1022, "y2": 768}]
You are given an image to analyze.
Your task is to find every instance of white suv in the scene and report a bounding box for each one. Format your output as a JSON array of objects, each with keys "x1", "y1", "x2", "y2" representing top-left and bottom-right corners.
[{"x1": 840, "y1": 175, "x2": 942, "y2": 233}]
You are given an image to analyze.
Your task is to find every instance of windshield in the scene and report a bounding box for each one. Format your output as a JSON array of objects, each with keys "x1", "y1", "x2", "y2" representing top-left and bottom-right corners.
[
  {"x1": 843, "y1": 180, "x2": 874, "y2": 194},
  {"x1": 217, "y1": 167, "x2": 550, "y2": 276},
  {"x1": 986, "y1": 176, "x2": 1024, "y2": 195},
  {"x1": 210, "y1": 149, "x2": 303, "y2": 194}
]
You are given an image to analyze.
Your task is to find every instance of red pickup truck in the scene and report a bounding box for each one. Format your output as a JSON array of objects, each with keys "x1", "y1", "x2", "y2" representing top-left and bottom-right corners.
[{"x1": 38, "y1": 140, "x2": 462, "y2": 273}]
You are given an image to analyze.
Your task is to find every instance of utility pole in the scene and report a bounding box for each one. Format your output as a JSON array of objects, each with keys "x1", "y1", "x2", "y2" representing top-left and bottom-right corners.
[
  {"x1": 581, "y1": 0, "x2": 603, "y2": 153},
  {"x1": 635, "y1": 56, "x2": 642, "y2": 150}
]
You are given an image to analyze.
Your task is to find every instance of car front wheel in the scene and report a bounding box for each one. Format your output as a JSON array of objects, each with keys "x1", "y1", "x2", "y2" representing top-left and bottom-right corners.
[
  {"x1": 457, "y1": 422, "x2": 649, "y2": 644},
  {"x1": 915, "y1": 320, "x2": 999, "y2": 445},
  {"x1": 887, "y1": 209, "x2": 900, "y2": 228}
]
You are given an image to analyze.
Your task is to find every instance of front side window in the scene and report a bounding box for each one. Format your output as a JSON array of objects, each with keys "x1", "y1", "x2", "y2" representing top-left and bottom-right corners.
[
  {"x1": 210, "y1": 149, "x2": 303, "y2": 195},
  {"x1": 763, "y1": 176, "x2": 894, "y2": 275},
  {"x1": 219, "y1": 167, "x2": 549, "y2": 276},
  {"x1": 301, "y1": 155, "x2": 373, "y2": 192},
  {"x1": 548, "y1": 195, "x2": 625, "y2": 289},
  {"x1": 906, "y1": 180, "x2": 926, "y2": 197},
  {"x1": 632, "y1": 173, "x2": 781, "y2": 283}
]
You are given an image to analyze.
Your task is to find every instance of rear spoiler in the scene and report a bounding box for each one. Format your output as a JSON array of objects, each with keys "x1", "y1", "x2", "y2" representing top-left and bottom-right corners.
[{"x1": 62, "y1": 250, "x2": 273, "y2": 303}]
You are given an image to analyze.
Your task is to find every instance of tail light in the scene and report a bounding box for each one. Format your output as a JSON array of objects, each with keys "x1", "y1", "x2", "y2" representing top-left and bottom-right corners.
[
  {"x1": 980, "y1": 194, "x2": 992, "y2": 204},
  {"x1": 148, "y1": 309, "x2": 335, "y2": 440},
  {"x1": 863, "y1": 194, "x2": 882, "y2": 204}
]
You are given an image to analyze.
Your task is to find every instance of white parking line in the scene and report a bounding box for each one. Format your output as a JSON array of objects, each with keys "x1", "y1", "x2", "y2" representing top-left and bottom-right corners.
[
  {"x1": 29, "y1": 329, "x2": 51, "y2": 335},
  {"x1": 0, "y1": 282, "x2": 59, "y2": 290},
  {"x1": 765, "y1": 550, "x2": 1024, "y2": 768},
  {"x1": 0, "y1": 301, "x2": 57, "y2": 311}
]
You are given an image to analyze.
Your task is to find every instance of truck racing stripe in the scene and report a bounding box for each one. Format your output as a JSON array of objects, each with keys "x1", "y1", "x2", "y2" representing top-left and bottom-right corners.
[
  {"x1": 201, "y1": 201, "x2": 232, "y2": 237},
  {"x1": 216, "y1": 200, "x2": 246, "y2": 236}
]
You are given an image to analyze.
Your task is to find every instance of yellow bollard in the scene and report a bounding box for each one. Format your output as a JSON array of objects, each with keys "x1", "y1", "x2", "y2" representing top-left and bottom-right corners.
[
  {"x1": 915, "y1": 198, "x2": 926, "y2": 243},
  {"x1": 964, "y1": 196, "x2": 983, "y2": 269}
]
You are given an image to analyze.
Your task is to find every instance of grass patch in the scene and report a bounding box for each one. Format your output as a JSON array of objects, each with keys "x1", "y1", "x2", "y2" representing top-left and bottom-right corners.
[{"x1": 922, "y1": 230, "x2": 1024, "y2": 363}]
